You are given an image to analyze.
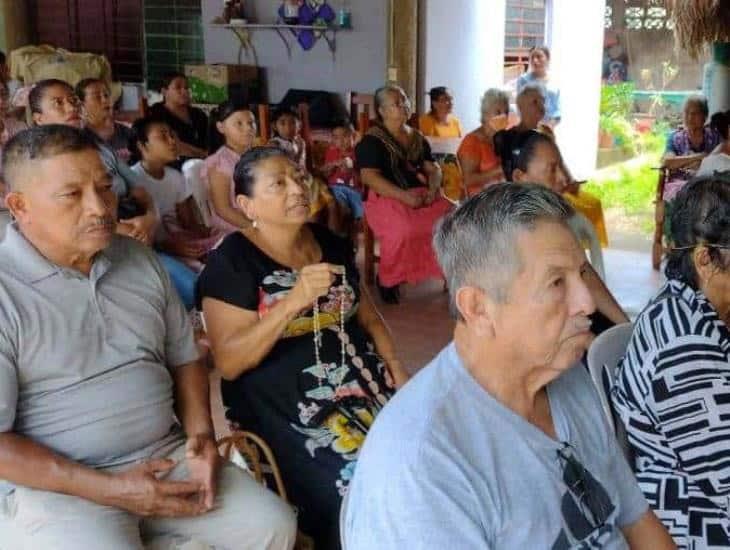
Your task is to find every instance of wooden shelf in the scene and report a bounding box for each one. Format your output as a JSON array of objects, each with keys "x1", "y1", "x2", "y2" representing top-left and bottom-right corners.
[
  {"x1": 211, "y1": 23, "x2": 350, "y2": 31},
  {"x1": 209, "y1": 21, "x2": 351, "y2": 61}
]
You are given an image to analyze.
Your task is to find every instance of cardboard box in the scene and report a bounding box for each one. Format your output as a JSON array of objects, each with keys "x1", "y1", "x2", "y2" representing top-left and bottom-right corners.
[{"x1": 184, "y1": 64, "x2": 261, "y2": 104}]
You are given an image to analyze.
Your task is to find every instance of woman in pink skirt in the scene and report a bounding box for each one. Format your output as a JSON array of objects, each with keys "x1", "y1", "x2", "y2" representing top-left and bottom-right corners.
[{"x1": 355, "y1": 85, "x2": 451, "y2": 304}]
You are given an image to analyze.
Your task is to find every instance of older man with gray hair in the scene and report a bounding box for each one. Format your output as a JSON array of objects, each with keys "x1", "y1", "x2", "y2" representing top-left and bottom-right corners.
[
  {"x1": 0, "y1": 125, "x2": 296, "y2": 549},
  {"x1": 344, "y1": 184, "x2": 674, "y2": 548}
]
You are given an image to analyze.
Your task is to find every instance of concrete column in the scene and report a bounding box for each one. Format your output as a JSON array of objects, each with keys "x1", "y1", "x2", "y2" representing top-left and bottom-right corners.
[
  {"x1": 704, "y1": 42, "x2": 730, "y2": 116},
  {"x1": 390, "y1": 0, "x2": 419, "y2": 102},
  {"x1": 549, "y1": 0, "x2": 606, "y2": 178},
  {"x1": 420, "y1": 0, "x2": 505, "y2": 132}
]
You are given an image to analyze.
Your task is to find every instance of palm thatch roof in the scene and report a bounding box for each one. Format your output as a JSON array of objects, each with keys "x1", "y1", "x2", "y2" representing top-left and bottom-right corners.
[{"x1": 667, "y1": 0, "x2": 730, "y2": 59}]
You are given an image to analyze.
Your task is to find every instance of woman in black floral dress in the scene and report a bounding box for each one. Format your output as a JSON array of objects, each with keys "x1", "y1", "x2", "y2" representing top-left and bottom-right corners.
[{"x1": 196, "y1": 146, "x2": 408, "y2": 549}]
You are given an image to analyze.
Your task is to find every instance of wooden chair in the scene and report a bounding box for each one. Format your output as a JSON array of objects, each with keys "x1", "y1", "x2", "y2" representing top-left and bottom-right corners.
[
  {"x1": 218, "y1": 430, "x2": 288, "y2": 499},
  {"x1": 217, "y1": 431, "x2": 315, "y2": 550},
  {"x1": 347, "y1": 91, "x2": 374, "y2": 129},
  {"x1": 652, "y1": 155, "x2": 703, "y2": 270},
  {"x1": 349, "y1": 99, "x2": 380, "y2": 285},
  {"x1": 652, "y1": 165, "x2": 670, "y2": 270}
]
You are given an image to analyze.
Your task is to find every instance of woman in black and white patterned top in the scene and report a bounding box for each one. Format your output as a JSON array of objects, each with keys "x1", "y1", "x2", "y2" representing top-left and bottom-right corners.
[{"x1": 613, "y1": 173, "x2": 730, "y2": 549}]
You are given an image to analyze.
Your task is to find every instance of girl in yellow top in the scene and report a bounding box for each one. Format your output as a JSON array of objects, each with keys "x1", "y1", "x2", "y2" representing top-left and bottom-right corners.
[{"x1": 418, "y1": 87, "x2": 463, "y2": 138}]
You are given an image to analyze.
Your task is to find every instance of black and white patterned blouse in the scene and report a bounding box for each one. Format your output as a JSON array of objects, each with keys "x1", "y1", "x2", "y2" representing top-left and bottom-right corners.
[{"x1": 612, "y1": 279, "x2": 730, "y2": 549}]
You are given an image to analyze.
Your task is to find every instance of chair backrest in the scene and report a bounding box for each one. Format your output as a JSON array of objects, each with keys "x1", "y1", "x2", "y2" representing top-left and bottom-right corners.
[
  {"x1": 586, "y1": 322, "x2": 633, "y2": 460},
  {"x1": 339, "y1": 488, "x2": 351, "y2": 549},
  {"x1": 181, "y1": 158, "x2": 211, "y2": 228},
  {"x1": 217, "y1": 430, "x2": 289, "y2": 501},
  {"x1": 347, "y1": 91, "x2": 374, "y2": 128}
]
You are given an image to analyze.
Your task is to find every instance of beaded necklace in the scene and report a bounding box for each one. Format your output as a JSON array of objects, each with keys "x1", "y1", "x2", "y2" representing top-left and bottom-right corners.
[{"x1": 312, "y1": 266, "x2": 348, "y2": 387}]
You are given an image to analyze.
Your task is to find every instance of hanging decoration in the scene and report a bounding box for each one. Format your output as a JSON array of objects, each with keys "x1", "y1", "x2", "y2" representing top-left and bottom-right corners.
[{"x1": 278, "y1": 0, "x2": 337, "y2": 51}]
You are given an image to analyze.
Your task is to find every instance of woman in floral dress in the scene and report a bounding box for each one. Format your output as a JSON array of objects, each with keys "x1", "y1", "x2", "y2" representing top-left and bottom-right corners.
[{"x1": 196, "y1": 146, "x2": 408, "y2": 549}]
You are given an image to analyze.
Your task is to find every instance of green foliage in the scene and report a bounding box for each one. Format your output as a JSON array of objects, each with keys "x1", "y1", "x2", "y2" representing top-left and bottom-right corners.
[
  {"x1": 599, "y1": 82, "x2": 636, "y2": 120},
  {"x1": 584, "y1": 152, "x2": 662, "y2": 239}
]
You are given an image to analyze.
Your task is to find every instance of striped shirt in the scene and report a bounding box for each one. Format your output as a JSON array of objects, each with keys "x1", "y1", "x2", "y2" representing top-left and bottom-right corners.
[{"x1": 612, "y1": 279, "x2": 730, "y2": 549}]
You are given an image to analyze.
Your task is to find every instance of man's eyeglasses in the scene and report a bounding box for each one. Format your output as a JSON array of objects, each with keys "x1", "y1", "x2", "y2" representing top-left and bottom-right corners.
[{"x1": 556, "y1": 442, "x2": 612, "y2": 531}]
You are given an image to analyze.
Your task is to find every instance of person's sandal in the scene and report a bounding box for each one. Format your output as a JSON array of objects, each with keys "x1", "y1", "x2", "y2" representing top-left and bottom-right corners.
[{"x1": 377, "y1": 278, "x2": 400, "y2": 305}]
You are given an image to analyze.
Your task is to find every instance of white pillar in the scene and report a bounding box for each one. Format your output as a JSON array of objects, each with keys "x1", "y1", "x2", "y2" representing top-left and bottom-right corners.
[
  {"x1": 421, "y1": 0, "x2": 505, "y2": 132},
  {"x1": 549, "y1": 0, "x2": 606, "y2": 178}
]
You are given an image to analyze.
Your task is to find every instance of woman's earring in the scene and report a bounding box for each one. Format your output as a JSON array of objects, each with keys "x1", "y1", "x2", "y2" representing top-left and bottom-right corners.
[{"x1": 252, "y1": 219, "x2": 258, "y2": 229}]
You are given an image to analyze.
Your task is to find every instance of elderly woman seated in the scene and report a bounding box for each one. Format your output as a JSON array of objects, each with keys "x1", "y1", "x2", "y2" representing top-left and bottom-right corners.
[
  {"x1": 196, "y1": 146, "x2": 409, "y2": 548},
  {"x1": 662, "y1": 94, "x2": 720, "y2": 201},
  {"x1": 613, "y1": 173, "x2": 730, "y2": 549},
  {"x1": 457, "y1": 88, "x2": 509, "y2": 195},
  {"x1": 355, "y1": 85, "x2": 451, "y2": 304}
]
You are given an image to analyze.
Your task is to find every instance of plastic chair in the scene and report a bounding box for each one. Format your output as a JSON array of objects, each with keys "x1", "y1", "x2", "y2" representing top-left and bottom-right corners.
[
  {"x1": 181, "y1": 159, "x2": 211, "y2": 228},
  {"x1": 339, "y1": 488, "x2": 351, "y2": 549},
  {"x1": 585, "y1": 322, "x2": 633, "y2": 461}
]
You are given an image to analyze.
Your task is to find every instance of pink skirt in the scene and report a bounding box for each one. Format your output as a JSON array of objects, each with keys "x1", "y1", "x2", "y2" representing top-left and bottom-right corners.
[{"x1": 365, "y1": 189, "x2": 452, "y2": 287}]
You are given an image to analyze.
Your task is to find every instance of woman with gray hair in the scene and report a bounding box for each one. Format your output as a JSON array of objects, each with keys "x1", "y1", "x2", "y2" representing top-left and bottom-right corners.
[
  {"x1": 355, "y1": 85, "x2": 450, "y2": 304},
  {"x1": 456, "y1": 88, "x2": 509, "y2": 195},
  {"x1": 613, "y1": 173, "x2": 730, "y2": 548}
]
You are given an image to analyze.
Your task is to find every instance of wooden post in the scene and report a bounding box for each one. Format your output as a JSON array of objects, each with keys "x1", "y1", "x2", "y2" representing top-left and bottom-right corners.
[{"x1": 258, "y1": 103, "x2": 270, "y2": 143}]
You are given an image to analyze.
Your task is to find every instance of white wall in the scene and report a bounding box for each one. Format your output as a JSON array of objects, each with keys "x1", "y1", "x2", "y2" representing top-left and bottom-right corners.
[
  {"x1": 201, "y1": 0, "x2": 388, "y2": 103},
  {"x1": 420, "y1": 0, "x2": 505, "y2": 132},
  {"x1": 549, "y1": 0, "x2": 606, "y2": 178}
]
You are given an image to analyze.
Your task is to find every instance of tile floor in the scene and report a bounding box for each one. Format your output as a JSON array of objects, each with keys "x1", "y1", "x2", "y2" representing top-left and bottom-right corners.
[{"x1": 210, "y1": 247, "x2": 664, "y2": 436}]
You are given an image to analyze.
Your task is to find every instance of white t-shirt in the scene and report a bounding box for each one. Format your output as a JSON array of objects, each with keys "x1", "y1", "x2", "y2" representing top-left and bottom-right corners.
[
  {"x1": 696, "y1": 152, "x2": 730, "y2": 178},
  {"x1": 345, "y1": 343, "x2": 648, "y2": 549},
  {"x1": 130, "y1": 163, "x2": 191, "y2": 243}
]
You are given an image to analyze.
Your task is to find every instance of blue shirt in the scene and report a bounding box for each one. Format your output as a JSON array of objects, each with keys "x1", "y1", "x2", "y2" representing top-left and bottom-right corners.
[
  {"x1": 344, "y1": 343, "x2": 647, "y2": 549},
  {"x1": 517, "y1": 72, "x2": 561, "y2": 122}
]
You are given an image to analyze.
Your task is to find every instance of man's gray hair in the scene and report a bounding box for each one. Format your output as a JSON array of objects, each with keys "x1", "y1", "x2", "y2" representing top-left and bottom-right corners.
[
  {"x1": 433, "y1": 183, "x2": 574, "y2": 319},
  {"x1": 516, "y1": 82, "x2": 546, "y2": 102},
  {"x1": 480, "y1": 88, "x2": 509, "y2": 123},
  {"x1": 2, "y1": 125, "x2": 99, "y2": 191}
]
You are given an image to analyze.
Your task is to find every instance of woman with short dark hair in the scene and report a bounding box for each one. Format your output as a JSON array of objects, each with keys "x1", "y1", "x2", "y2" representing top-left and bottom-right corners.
[
  {"x1": 613, "y1": 173, "x2": 730, "y2": 549},
  {"x1": 418, "y1": 86, "x2": 463, "y2": 138},
  {"x1": 76, "y1": 77, "x2": 132, "y2": 162},
  {"x1": 150, "y1": 72, "x2": 209, "y2": 159},
  {"x1": 196, "y1": 146, "x2": 407, "y2": 548}
]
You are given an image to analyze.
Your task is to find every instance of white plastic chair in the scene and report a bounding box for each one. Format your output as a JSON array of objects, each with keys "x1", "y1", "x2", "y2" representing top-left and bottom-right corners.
[
  {"x1": 339, "y1": 488, "x2": 351, "y2": 549},
  {"x1": 182, "y1": 159, "x2": 211, "y2": 228},
  {"x1": 586, "y1": 322, "x2": 633, "y2": 461}
]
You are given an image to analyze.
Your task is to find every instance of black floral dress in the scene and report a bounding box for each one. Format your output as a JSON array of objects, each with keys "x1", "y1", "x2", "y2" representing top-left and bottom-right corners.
[{"x1": 196, "y1": 224, "x2": 394, "y2": 548}]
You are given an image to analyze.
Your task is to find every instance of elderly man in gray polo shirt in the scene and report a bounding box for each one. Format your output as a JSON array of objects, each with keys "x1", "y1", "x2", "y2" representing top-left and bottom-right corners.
[{"x1": 0, "y1": 125, "x2": 296, "y2": 549}]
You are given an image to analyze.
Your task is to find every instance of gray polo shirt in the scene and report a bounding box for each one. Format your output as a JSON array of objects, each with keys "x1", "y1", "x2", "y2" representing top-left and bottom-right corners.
[{"x1": 0, "y1": 224, "x2": 199, "y2": 493}]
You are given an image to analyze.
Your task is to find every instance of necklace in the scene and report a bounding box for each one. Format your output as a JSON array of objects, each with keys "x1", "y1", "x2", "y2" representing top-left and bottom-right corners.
[{"x1": 312, "y1": 266, "x2": 348, "y2": 387}]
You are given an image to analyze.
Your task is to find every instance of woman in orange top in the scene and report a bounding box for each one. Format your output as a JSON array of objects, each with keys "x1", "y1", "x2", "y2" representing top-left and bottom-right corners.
[
  {"x1": 418, "y1": 87, "x2": 463, "y2": 138},
  {"x1": 457, "y1": 88, "x2": 509, "y2": 195}
]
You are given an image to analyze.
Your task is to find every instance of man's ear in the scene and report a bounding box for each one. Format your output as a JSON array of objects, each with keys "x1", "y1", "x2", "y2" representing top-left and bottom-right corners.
[
  {"x1": 4, "y1": 191, "x2": 27, "y2": 223},
  {"x1": 455, "y1": 285, "x2": 497, "y2": 338}
]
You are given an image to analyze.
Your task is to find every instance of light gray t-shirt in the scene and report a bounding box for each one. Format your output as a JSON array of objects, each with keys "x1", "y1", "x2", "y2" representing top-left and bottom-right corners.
[
  {"x1": 0, "y1": 225, "x2": 199, "y2": 494},
  {"x1": 344, "y1": 343, "x2": 647, "y2": 549}
]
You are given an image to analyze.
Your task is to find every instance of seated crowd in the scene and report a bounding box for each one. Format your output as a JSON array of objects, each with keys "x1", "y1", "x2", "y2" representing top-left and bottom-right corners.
[{"x1": 2, "y1": 43, "x2": 730, "y2": 549}]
